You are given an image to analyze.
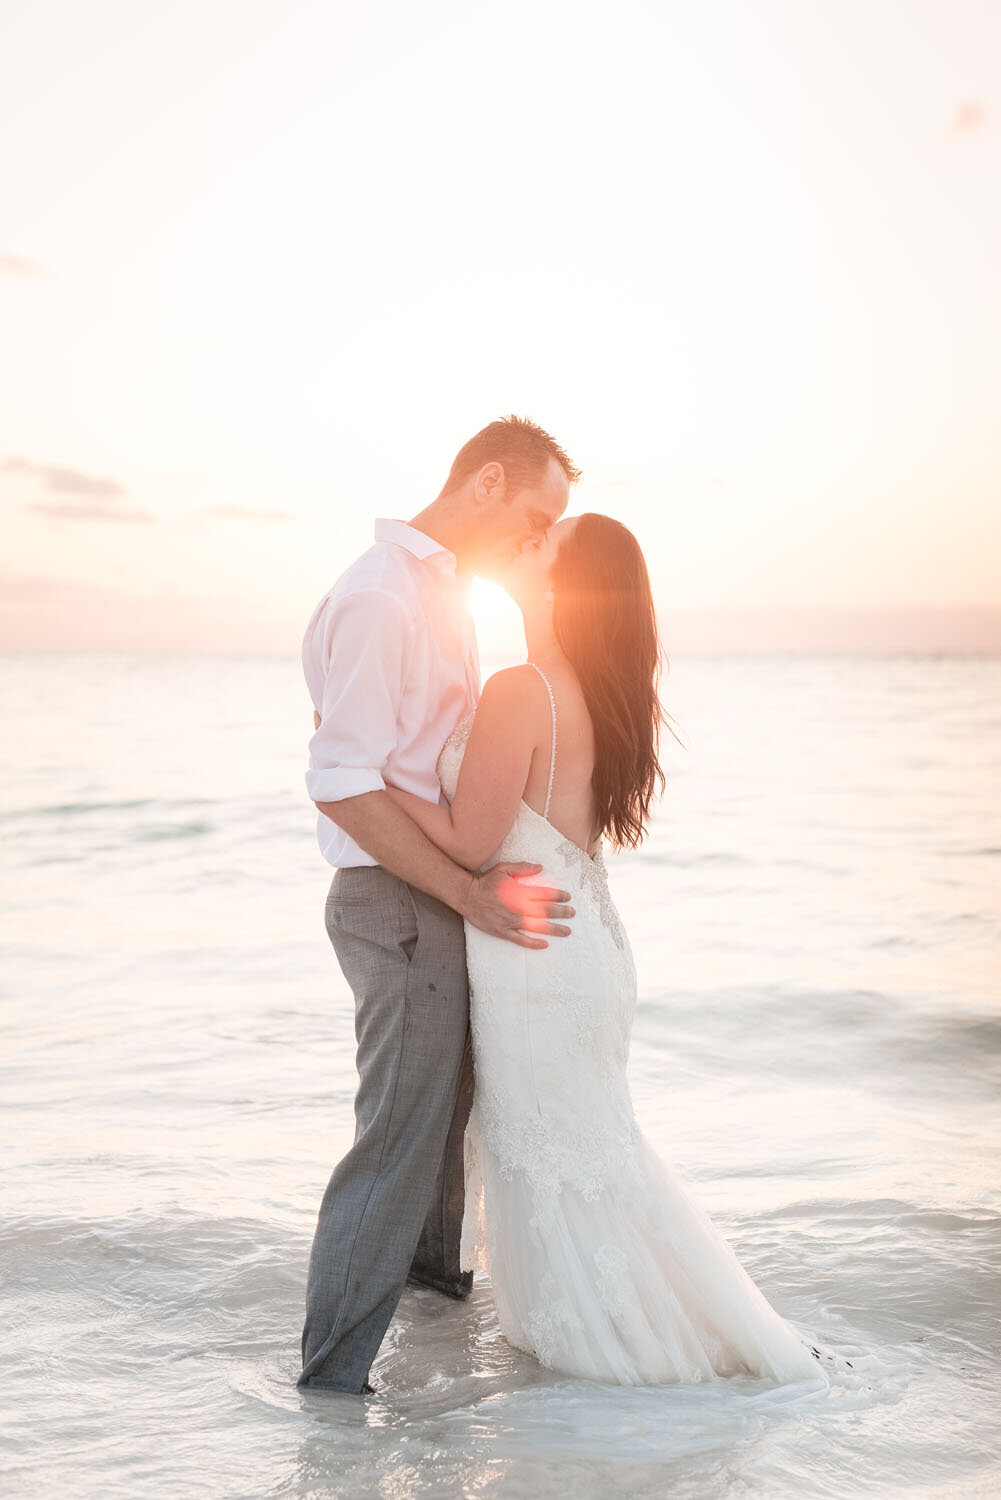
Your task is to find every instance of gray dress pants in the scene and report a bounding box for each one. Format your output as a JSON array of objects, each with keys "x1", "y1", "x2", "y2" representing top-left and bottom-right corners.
[{"x1": 297, "y1": 864, "x2": 475, "y2": 1391}]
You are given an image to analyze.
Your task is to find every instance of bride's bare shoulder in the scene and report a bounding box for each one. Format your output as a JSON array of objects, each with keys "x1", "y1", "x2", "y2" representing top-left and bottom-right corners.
[
  {"x1": 473, "y1": 664, "x2": 552, "y2": 738},
  {"x1": 479, "y1": 663, "x2": 551, "y2": 708},
  {"x1": 483, "y1": 663, "x2": 542, "y2": 684}
]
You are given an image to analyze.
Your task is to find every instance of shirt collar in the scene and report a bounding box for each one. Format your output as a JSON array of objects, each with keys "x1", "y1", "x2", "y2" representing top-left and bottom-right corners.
[{"x1": 374, "y1": 518, "x2": 456, "y2": 574}]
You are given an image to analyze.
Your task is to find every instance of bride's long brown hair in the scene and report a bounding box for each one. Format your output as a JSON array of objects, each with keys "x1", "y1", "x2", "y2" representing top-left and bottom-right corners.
[{"x1": 550, "y1": 512, "x2": 674, "y2": 850}]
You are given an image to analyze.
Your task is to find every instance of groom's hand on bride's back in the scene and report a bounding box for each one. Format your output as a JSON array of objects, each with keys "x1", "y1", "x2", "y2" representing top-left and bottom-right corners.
[{"x1": 464, "y1": 862, "x2": 575, "y2": 949}]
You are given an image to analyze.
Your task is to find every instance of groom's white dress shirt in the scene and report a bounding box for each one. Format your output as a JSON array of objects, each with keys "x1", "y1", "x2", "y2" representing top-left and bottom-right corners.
[{"x1": 301, "y1": 517, "x2": 481, "y2": 869}]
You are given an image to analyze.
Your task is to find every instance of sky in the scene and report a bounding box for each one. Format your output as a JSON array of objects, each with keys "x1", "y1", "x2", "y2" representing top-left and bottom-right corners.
[{"x1": 1, "y1": 0, "x2": 999, "y2": 656}]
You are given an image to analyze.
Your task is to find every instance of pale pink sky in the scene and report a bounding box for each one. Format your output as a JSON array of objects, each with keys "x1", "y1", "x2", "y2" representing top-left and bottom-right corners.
[{"x1": 1, "y1": 0, "x2": 999, "y2": 655}]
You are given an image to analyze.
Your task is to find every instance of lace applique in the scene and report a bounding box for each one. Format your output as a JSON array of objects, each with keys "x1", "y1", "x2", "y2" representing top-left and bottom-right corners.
[
  {"x1": 543, "y1": 977, "x2": 634, "y2": 1085},
  {"x1": 555, "y1": 838, "x2": 626, "y2": 950},
  {"x1": 527, "y1": 1269, "x2": 585, "y2": 1368},
  {"x1": 443, "y1": 709, "x2": 475, "y2": 754},
  {"x1": 546, "y1": 972, "x2": 612, "y2": 1050},
  {"x1": 593, "y1": 1242, "x2": 630, "y2": 1319},
  {"x1": 474, "y1": 1081, "x2": 643, "y2": 1211},
  {"x1": 438, "y1": 708, "x2": 475, "y2": 790}
]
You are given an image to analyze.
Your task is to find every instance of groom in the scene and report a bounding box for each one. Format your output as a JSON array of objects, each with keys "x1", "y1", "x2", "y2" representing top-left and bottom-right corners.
[{"x1": 297, "y1": 415, "x2": 581, "y2": 1394}]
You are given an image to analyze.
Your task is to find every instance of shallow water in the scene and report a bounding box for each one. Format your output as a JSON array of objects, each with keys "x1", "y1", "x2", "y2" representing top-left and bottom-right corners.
[{"x1": 2, "y1": 651, "x2": 999, "y2": 1498}]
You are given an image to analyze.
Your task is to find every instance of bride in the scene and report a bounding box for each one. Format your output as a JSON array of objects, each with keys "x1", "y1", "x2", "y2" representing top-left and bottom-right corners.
[{"x1": 385, "y1": 510, "x2": 829, "y2": 1388}]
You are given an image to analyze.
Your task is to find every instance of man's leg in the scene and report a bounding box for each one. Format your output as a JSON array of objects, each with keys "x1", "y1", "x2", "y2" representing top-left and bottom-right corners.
[
  {"x1": 298, "y1": 865, "x2": 471, "y2": 1392},
  {"x1": 406, "y1": 1019, "x2": 475, "y2": 1298}
]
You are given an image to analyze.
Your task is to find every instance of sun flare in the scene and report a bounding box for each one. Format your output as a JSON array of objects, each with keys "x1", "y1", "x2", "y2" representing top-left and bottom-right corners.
[{"x1": 470, "y1": 576, "x2": 526, "y2": 668}]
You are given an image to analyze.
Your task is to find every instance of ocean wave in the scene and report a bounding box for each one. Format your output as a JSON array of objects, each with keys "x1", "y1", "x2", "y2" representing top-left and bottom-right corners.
[{"x1": 0, "y1": 796, "x2": 217, "y2": 823}]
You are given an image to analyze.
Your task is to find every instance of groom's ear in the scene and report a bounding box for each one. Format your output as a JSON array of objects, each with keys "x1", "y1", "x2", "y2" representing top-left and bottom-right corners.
[{"x1": 473, "y1": 461, "x2": 505, "y2": 505}]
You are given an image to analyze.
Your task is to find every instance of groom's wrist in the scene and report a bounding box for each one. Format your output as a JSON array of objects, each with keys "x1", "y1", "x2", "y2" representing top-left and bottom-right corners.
[
  {"x1": 451, "y1": 868, "x2": 476, "y2": 918},
  {"x1": 320, "y1": 790, "x2": 478, "y2": 915}
]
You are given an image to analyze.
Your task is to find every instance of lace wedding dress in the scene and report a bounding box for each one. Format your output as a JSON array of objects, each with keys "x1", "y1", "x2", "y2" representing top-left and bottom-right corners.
[{"x1": 437, "y1": 662, "x2": 829, "y2": 1387}]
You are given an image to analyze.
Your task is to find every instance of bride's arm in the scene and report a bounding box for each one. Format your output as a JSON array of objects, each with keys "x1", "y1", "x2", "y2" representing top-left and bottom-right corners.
[
  {"x1": 383, "y1": 786, "x2": 479, "y2": 869},
  {"x1": 384, "y1": 666, "x2": 538, "y2": 870}
]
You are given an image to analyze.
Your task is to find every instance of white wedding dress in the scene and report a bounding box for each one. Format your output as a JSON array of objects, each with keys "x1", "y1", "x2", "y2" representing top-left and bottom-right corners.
[{"x1": 437, "y1": 662, "x2": 830, "y2": 1388}]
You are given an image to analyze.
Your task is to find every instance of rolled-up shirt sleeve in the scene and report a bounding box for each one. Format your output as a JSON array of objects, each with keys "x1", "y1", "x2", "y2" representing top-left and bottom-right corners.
[{"x1": 305, "y1": 588, "x2": 412, "y2": 803}]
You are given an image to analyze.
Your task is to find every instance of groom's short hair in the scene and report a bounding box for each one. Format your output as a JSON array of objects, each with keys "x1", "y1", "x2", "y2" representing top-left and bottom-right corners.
[{"x1": 440, "y1": 414, "x2": 581, "y2": 499}]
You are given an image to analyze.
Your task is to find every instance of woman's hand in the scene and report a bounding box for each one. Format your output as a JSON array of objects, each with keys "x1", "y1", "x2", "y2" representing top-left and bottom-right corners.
[{"x1": 313, "y1": 709, "x2": 321, "y2": 730}]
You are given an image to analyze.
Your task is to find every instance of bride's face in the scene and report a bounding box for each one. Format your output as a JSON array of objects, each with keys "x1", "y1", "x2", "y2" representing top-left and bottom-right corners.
[{"x1": 495, "y1": 514, "x2": 579, "y2": 609}]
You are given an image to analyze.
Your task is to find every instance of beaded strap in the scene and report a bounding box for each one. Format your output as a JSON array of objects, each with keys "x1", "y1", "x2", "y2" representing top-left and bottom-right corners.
[{"x1": 526, "y1": 661, "x2": 556, "y2": 819}]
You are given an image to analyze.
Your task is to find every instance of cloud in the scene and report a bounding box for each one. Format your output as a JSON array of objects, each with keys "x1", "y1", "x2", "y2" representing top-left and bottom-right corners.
[
  {"x1": 1, "y1": 456, "x2": 125, "y2": 498},
  {"x1": 948, "y1": 101, "x2": 988, "y2": 136},
  {"x1": 0, "y1": 253, "x2": 48, "y2": 276},
  {"x1": 201, "y1": 504, "x2": 301, "y2": 522},
  {"x1": 25, "y1": 500, "x2": 155, "y2": 523},
  {"x1": 0, "y1": 455, "x2": 153, "y2": 523}
]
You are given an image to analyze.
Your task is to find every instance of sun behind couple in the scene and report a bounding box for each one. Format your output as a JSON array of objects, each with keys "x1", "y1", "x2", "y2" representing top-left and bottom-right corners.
[{"x1": 383, "y1": 505, "x2": 667, "y2": 923}]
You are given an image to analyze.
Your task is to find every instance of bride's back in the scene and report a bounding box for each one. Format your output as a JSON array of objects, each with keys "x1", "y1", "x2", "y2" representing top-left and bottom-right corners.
[{"x1": 519, "y1": 658, "x2": 600, "y2": 857}]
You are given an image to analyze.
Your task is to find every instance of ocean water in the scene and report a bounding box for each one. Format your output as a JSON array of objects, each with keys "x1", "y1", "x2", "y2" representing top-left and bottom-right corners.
[{"x1": 2, "y1": 650, "x2": 999, "y2": 1500}]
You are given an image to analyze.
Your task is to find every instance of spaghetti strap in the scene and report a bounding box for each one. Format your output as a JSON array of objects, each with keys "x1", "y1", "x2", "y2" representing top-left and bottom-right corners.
[{"x1": 526, "y1": 661, "x2": 557, "y2": 819}]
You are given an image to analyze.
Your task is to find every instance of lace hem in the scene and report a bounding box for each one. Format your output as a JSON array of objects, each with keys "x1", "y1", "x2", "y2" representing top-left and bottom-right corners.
[{"x1": 527, "y1": 1269, "x2": 586, "y2": 1366}]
